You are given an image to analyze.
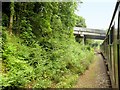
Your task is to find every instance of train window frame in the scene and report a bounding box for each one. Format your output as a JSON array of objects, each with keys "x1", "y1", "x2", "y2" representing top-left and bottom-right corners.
[
  {"x1": 118, "y1": 9, "x2": 120, "y2": 39},
  {"x1": 118, "y1": 3, "x2": 120, "y2": 88}
]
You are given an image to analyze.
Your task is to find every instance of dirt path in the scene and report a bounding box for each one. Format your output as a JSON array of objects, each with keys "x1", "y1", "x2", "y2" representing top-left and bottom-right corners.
[{"x1": 74, "y1": 53, "x2": 110, "y2": 88}]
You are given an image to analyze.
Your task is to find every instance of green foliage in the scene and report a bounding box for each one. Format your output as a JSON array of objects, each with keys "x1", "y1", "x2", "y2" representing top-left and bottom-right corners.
[
  {"x1": 75, "y1": 15, "x2": 86, "y2": 27},
  {"x1": 2, "y1": 29, "x2": 94, "y2": 88},
  {"x1": 2, "y1": 30, "x2": 35, "y2": 87},
  {"x1": 2, "y1": 2, "x2": 95, "y2": 88},
  {"x1": 2, "y1": 13, "x2": 9, "y2": 27},
  {"x1": 91, "y1": 40, "x2": 103, "y2": 49},
  {"x1": 10, "y1": 1, "x2": 14, "y2": 15},
  {"x1": 19, "y1": 17, "x2": 36, "y2": 46},
  {"x1": 56, "y1": 74, "x2": 78, "y2": 88}
]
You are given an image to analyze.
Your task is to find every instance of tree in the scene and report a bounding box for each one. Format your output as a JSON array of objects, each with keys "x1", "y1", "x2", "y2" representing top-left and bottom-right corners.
[
  {"x1": 75, "y1": 15, "x2": 87, "y2": 43},
  {"x1": 75, "y1": 15, "x2": 86, "y2": 27},
  {"x1": 8, "y1": 1, "x2": 14, "y2": 35}
]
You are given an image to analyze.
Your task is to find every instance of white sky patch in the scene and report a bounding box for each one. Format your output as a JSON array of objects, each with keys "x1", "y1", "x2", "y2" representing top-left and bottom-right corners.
[
  {"x1": 83, "y1": 0, "x2": 117, "y2": 3},
  {"x1": 75, "y1": 0, "x2": 117, "y2": 30}
]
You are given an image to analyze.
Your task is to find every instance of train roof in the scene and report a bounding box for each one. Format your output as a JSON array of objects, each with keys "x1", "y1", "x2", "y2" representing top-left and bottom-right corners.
[{"x1": 106, "y1": 0, "x2": 119, "y2": 36}]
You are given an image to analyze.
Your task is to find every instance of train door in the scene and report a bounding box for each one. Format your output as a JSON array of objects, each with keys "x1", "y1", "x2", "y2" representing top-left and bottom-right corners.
[
  {"x1": 110, "y1": 25, "x2": 116, "y2": 87},
  {"x1": 110, "y1": 27, "x2": 113, "y2": 71}
]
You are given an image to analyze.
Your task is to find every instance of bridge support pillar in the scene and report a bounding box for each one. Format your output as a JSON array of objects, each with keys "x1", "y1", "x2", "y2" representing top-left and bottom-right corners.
[{"x1": 83, "y1": 35, "x2": 86, "y2": 45}]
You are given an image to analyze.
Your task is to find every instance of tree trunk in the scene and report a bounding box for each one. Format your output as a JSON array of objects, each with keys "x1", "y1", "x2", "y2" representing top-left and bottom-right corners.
[
  {"x1": 9, "y1": 13, "x2": 13, "y2": 35},
  {"x1": 9, "y1": 1, "x2": 14, "y2": 35}
]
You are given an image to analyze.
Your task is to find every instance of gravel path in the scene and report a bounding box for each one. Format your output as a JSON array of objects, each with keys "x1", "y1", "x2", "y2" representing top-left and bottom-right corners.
[{"x1": 75, "y1": 53, "x2": 110, "y2": 88}]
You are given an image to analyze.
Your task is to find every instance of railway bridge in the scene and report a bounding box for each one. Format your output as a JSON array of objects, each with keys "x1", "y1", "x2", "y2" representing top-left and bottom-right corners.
[{"x1": 73, "y1": 27, "x2": 106, "y2": 44}]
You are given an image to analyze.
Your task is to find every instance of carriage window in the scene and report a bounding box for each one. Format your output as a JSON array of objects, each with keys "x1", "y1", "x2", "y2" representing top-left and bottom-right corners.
[
  {"x1": 110, "y1": 25, "x2": 114, "y2": 44},
  {"x1": 108, "y1": 35, "x2": 109, "y2": 44}
]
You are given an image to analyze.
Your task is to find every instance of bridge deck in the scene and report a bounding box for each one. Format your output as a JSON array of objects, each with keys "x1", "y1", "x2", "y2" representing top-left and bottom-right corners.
[{"x1": 74, "y1": 27, "x2": 106, "y2": 40}]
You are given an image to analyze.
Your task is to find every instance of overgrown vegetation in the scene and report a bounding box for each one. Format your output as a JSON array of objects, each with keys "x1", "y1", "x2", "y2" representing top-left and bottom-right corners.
[{"x1": 1, "y1": 2, "x2": 94, "y2": 88}]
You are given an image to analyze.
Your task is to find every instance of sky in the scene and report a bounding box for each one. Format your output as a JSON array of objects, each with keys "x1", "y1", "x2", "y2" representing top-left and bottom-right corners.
[{"x1": 75, "y1": 0, "x2": 117, "y2": 30}]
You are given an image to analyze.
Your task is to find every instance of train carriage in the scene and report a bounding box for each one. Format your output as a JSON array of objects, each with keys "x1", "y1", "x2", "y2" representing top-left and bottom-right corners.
[{"x1": 100, "y1": 0, "x2": 120, "y2": 88}]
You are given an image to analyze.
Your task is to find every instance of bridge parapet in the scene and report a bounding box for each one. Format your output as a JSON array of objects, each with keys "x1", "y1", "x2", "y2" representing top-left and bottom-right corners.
[{"x1": 74, "y1": 27, "x2": 106, "y2": 34}]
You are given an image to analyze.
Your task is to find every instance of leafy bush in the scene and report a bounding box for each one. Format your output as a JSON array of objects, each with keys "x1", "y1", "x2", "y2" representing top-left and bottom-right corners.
[
  {"x1": 2, "y1": 30, "x2": 35, "y2": 87},
  {"x1": 2, "y1": 29, "x2": 94, "y2": 88}
]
